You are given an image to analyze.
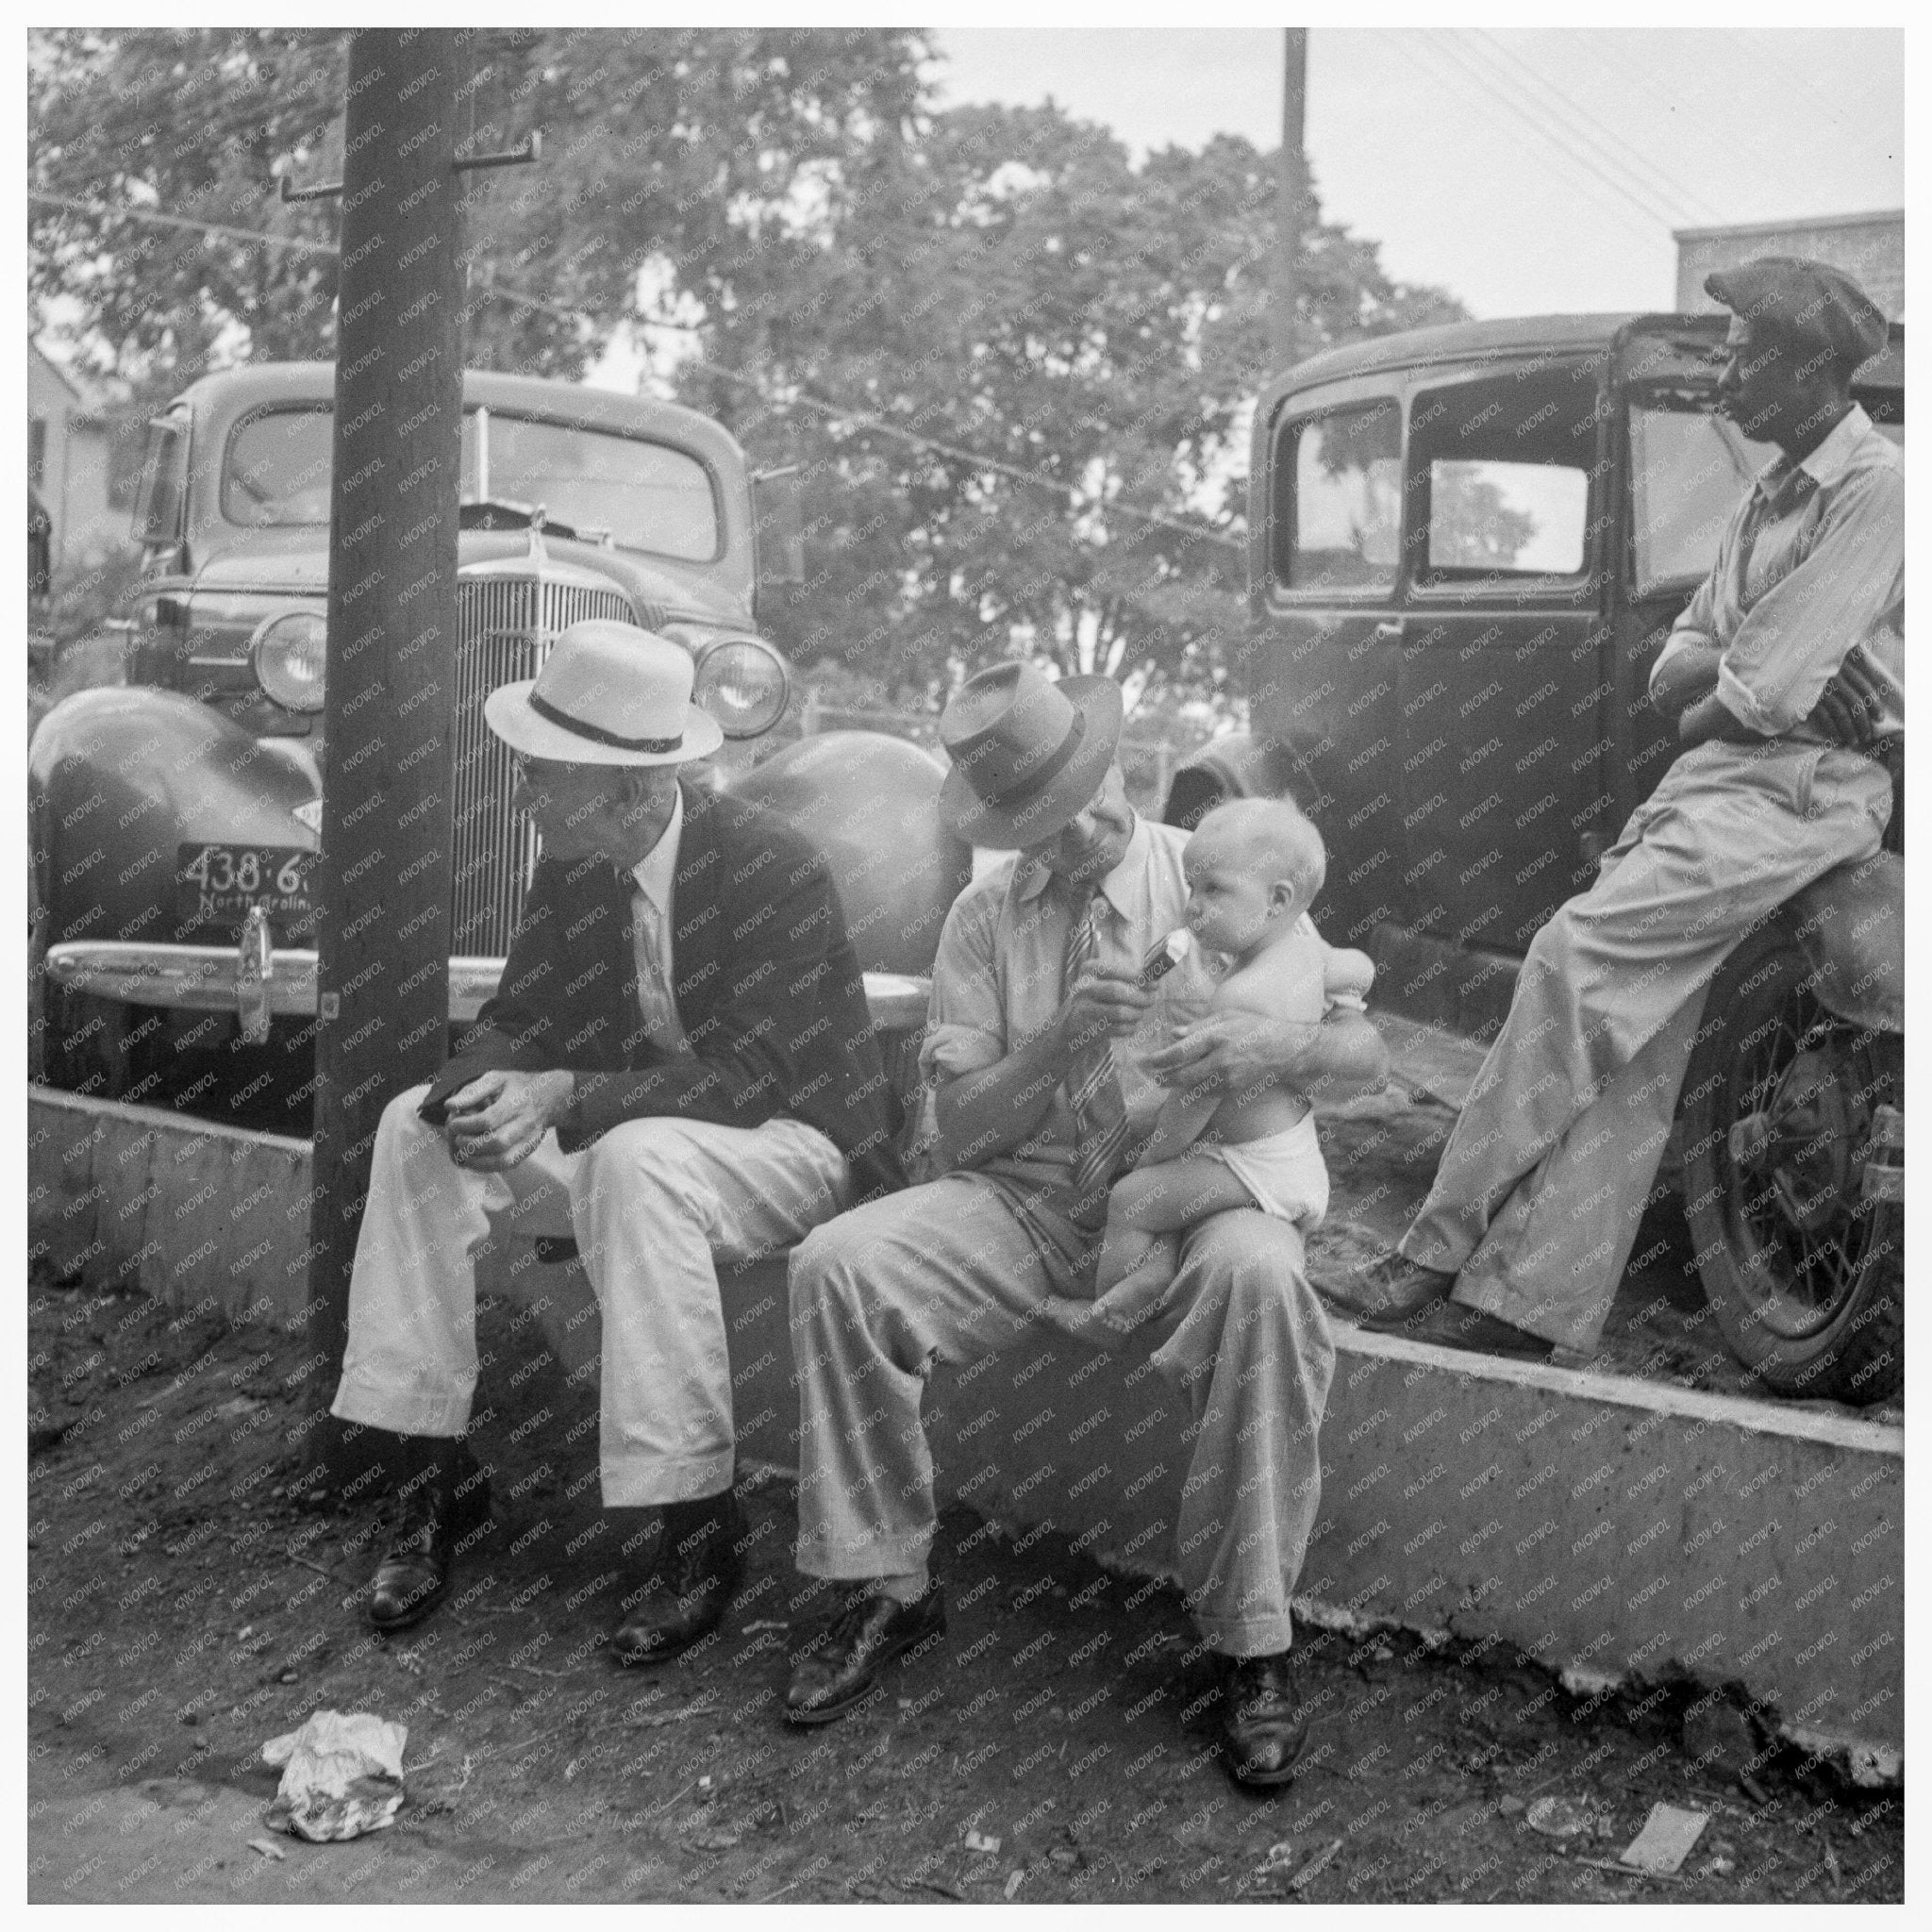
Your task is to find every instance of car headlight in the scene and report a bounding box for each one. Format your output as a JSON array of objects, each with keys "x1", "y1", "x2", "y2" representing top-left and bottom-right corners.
[
  {"x1": 692, "y1": 636, "x2": 790, "y2": 740},
  {"x1": 252, "y1": 610, "x2": 328, "y2": 713}
]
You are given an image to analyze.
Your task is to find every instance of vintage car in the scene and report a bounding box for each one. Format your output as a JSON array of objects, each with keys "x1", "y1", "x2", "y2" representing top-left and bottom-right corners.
[
  {"x1": 1167, "y1": 311, "x2": 1905, "y2": 1403},
  {"x1": 30, "y1": 362, "x2": 968, "y2": 1127}
]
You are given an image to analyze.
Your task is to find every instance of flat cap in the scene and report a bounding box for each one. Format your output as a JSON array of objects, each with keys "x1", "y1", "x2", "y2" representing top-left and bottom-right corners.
[{"x1": 1706, "y1": 255, "x2": 1889, "y2": 374}]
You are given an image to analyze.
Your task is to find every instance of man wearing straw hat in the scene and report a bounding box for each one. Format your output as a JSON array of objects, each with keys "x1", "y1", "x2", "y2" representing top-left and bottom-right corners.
[
  {"x1": 784, "y1": 660, "x2": 1389, "y2": 1788},
  {"x1": 328, "y1": 620, "x2": 900, "y2": 1663}
]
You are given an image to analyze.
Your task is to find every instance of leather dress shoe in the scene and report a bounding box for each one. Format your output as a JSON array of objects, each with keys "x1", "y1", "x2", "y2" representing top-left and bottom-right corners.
[
  {"x1": 367, "y1": 1439, "x2": 491, "y2": 1634},
  {"x1": 784, "y1": 1585, "x2": 947, "y2": 1725},
  {"x1": 1221, "y1": 1650, "x2": 1308, "y2": 1789},
  {"x1": 611, "y1": 1489, "x2": 747, "y2": 1668},
  {"x1": 1354, "y1": 1257, "x2": 1459, "y2": 1328}
]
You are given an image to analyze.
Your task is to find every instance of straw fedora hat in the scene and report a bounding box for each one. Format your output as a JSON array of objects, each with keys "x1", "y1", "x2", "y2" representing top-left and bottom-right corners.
[
  {"x1": 483, "y1": 619, "x2": 724, "y2": 765},
  {"x1": 937, "y1": 661, "x2": 1124, "y2": 848}
]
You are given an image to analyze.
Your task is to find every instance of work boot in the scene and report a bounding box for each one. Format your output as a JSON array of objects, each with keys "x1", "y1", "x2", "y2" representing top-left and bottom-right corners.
[
  {"x1": 611, "y1": 1488, "x2": 747, "y2": 1667},
  {"x1": 367, "y1": 1436, "x2": 491, "y2": 1633}
]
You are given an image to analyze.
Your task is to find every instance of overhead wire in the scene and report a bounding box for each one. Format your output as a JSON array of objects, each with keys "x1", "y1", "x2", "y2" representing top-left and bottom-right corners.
[
  {"x1": 1415, "y1": 30, "x2": 1685, "y2": 234},
  {"x1": 1379, "y1": 34, "x2": 1666, "y2": 258},
  {"x1": 28, "y1": 187, "x2": 1243, "y2": 554},
  {"x1": 1459, "y1": 29, "x2": 1724, "y2": 226}
]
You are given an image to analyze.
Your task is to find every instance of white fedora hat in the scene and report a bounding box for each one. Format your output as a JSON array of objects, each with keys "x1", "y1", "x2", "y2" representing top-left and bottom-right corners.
[{"x1": 483, "y1": 619, "x2": 724, "y2": 766}]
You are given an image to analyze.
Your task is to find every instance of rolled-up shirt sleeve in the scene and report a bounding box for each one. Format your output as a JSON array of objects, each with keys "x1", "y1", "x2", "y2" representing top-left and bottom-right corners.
[
  {"x1": 1714, "y1": 466, "x2": 1905, "y2": 735},
  {"x1": 918, "y1": 888, "x2": 1008, "y2": 1085},
  {"x1": 1647, "y1": 546, "x2": 1727, "y2": 706}
]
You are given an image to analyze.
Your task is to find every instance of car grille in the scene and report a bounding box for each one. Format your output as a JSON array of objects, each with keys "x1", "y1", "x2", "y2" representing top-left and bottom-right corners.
[{"x1": 451, "y1": 571, "x2": 636, "y2": 958}]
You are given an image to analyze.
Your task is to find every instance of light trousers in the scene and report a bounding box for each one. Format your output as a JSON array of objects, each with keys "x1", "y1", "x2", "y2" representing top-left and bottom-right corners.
[
  {"x1": 789, "y1": 1175, "x2": 1336, "y2": 1657},
  {"x1": 1401, "y1": 740, "x2": 1891, "y2": 1353},
  {"x1": 330, "y1": 1084, "x2": 851, "y2": 1506}
]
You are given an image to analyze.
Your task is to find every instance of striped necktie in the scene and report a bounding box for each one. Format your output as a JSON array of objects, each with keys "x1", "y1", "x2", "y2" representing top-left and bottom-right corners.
[
  {"x1": 1062, "y1": 884, "x2": 1130, "y2": 1214},
  {"x1": 624, "y1": 872, "x2": 684, "y2": 1053}
]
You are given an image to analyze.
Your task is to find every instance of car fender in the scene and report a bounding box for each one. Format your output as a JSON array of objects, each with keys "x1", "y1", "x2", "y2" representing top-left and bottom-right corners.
[
  {"x1": 1785, "y1": 848, "x2": 1904, "y2": 1034},
  {"x1": 723, "y1": 730, "x2": 972, "y2": 978},
  {"x1": 30, "y1": 688, "x2": 317, "y2": 951}
]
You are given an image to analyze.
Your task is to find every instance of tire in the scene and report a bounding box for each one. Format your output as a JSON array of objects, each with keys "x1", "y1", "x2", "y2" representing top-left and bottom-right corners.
[{"x1": 1680, "y1": 929, "x2": 1903, "y2": 1405}]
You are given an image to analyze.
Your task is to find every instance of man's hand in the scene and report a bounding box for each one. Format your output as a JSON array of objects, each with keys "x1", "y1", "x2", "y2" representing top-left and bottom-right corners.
[
  {"x1": 1807, "y1": 653, "x2": 1886, "y2": 750},
  {"x1": 1144, "y1": 1011, "x2": 1324, "y2": 1096},
  {"x1": 442, "y1": 1068, "x2": 575, "y2": 1173},
  {"x1": 1058, "y1": 965, "x2": 1155, "y2": 1056}
]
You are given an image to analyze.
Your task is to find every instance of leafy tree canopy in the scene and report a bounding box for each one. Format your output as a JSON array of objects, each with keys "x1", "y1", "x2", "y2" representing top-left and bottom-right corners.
[{"x1": 29, "y1": 29, "x2": 1461, "y2": 701}]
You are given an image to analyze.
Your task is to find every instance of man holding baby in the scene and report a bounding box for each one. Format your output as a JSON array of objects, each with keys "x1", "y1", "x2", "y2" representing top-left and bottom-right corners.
[{"x1": 784, "y1": 661, "x2": 1388, "y2": 1788}]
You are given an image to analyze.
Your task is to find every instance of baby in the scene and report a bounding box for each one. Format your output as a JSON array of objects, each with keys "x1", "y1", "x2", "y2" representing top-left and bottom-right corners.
[{"x1": 1040, "y1": 797, "x2": 1373, "y2": 1345}]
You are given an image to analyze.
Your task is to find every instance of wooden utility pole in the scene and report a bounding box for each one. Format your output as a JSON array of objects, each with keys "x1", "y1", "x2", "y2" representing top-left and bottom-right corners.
[
  {"x1": 1274, "y1": 28, "x2": 1308, "y2": 373},
  {"x1": 306, "y1": 29, "x2": 464, "y2": 1458}
]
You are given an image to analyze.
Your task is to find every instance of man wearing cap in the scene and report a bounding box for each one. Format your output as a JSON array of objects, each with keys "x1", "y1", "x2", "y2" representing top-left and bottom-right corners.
[
  {"x1": 1358, "y1": 257, "x2": 1901, "y2": 1361},
  {"x1": 327, "y1": 621, "x2": 900, "y2": 1661},
  {"x1": 782, "y1": 660, "x2": 1390, "y2": 1788}
]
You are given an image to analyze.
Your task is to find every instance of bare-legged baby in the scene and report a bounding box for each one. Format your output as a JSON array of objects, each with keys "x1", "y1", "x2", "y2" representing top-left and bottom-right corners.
[{"x1": 1039, "y1": 798, "x2": 1373, "y2": 1346}]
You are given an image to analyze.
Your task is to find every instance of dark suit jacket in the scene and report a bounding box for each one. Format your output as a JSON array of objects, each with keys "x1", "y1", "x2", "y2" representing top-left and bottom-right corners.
[{"x1": 419, "y1": 781, "x2": 903, "y2": 1202}]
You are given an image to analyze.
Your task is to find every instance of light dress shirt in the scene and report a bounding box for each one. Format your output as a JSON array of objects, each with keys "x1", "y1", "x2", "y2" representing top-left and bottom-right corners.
[
  {"x1": 624, "y1": 786, "x2": 688, "y2": 1055},
  {"x1": 920, "y1": 814, "x2": 1330, "y2": 1190},
  {"x1": 1649, "y1": 404, "x2": 1903, "y2": 741}
]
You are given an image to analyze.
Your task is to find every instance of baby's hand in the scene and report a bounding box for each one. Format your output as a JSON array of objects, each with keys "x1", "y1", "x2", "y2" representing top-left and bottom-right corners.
[{"x1": 1324, "y1": 945, "x2": 1375, "y2": 1008}]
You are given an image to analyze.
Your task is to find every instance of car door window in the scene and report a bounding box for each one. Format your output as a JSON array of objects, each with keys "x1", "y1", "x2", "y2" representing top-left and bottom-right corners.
[
  {"x1": 1627, "y1": 401, "x2": 1775, "y2": 598},
  {"x1": 1274, "y1": 399, "x2": 1401, "y2": 592},
  {"x1": 1408, "y1": 367, "x2": 1597, "y2": 587}
]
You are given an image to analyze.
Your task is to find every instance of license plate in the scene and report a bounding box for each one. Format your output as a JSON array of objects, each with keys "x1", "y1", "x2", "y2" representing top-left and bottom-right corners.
[{"x1": 176, "y1": 843, "x2": 316, "y2": 936}]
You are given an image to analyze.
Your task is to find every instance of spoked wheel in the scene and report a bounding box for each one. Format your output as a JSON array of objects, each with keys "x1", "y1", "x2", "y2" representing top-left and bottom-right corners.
[{"x1": 1680, "y1": 931, "x2": 1903, "y2": 1405}]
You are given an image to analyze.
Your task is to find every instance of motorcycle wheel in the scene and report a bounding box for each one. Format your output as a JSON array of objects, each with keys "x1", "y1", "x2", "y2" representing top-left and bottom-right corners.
[{"x1": 1680, "y1": 929, "x2": 1903, "y2": 1405}]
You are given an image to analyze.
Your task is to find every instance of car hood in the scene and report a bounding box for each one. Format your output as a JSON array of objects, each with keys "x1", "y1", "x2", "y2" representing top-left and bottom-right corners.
[{"x1": 189, "y1": 531, "x2": 749, "y2": 629}]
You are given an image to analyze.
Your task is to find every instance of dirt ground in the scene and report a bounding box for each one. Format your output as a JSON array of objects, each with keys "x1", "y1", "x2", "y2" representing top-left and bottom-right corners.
[
  {"x1": 28, "y1": 650, "x2": 1901, "y2": 1898},
  {"x1": 28, "y1": 1236, "x2": 1903, "y2": 1905}
]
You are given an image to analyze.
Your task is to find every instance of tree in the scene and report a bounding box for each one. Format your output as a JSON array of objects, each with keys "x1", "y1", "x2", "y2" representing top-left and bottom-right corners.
[
  {"x1": 685, "y1": 105, "x2": 1462, "y2": 706},
  {"x1": 29, "y1": 28, "x2": 932, "y2": 387}
]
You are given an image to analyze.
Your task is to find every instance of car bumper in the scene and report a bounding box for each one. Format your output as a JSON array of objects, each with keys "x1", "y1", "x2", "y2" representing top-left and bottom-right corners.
[{"x1": 43, "y1": 938, "x2": 932, "y2": 1035}]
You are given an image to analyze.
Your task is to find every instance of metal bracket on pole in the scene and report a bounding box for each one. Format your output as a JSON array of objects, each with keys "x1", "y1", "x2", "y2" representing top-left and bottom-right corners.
[
  {"x1": 453, "y1": 131, "x2": 541, "y2": 173},
  {"x1": 279, "y1": 173, "x2": 344, "y2": 203}
]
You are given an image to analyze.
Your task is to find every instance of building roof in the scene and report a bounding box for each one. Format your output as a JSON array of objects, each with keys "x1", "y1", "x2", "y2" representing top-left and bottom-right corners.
[{"x1": 1672, "y1": 208, "x2": 1904, "y2": 242}]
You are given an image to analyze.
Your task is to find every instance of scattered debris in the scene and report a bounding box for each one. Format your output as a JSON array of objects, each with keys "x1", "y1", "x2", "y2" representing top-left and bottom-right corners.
[
  {"x1": 630, "y1": 1698, "x2": 722, "y2": 1729},
  {"x1": 1290, "y1": 1840, "x2": 1344, "y2": 1892},
  {"x1": 262, "y1": 1709, "x2": 408, "y2": 1842},
  {"x1": 741, "y1": 1620, "x2": 789, "y2": 1634},
  {"x1": 691, "y1": 1828, "x2": 741, "y2": 1852},
  {"x1": 246, "y1": 1837, "x2": 287, "y2": 1862},
  {"x1": 964, "y1": 1829, "x2": 1002, "y2": 1855},
  {"x1": 1617, "y1": 1803, "x2": 1709, "y2": 1875},
  {"x1": 1683, "y1": 1698, "x2": 1757, "y2": 1783},
  {"x1": 1576, "y1": 1857, "x2": 1687, "y2": 1884},
  {"x1": 1525, "y1": 1795, "x2": 1593, "y2": 1840},
  {"x1": 1255, "y1": 1840, "x2": 1298, "y2": 1878}
]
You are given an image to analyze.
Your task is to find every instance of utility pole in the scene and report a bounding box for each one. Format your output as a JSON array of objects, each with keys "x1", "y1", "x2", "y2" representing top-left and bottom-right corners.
[
  {"x1": 305, "y1": 28, "x2": 464, "y2": 1471},
  {"x1": 1274, "y1": 28, "x2": 1308, "y2": 374}
]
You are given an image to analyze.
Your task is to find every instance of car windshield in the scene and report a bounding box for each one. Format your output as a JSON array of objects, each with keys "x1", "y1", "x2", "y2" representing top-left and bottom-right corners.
[{"x1": 223, "y1": 405, "x2": 719, "y2": 561}]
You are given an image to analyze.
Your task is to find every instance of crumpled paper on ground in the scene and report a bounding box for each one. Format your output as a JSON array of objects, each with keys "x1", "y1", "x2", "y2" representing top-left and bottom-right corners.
[{"x1": 262, "y1": 1710, "x2": 408, "y2": 1841}]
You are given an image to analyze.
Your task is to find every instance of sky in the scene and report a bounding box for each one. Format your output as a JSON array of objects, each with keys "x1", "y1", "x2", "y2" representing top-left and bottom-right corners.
[{"x1": 928, "y1": 27, "x2": 1904, "y2": 319}]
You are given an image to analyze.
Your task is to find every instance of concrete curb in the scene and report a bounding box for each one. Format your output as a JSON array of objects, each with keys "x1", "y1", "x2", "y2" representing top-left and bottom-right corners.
[{"x1": 28, "y1": 1089, "x2": 1903, "y2": 1775}]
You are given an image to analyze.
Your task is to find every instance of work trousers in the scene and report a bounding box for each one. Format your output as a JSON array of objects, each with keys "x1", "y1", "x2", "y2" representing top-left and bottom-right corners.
[
  {"x1": 330, "y1": 1084, "x2": 850, "y2": 1506},
  {"x1": 789, "y1": 1176, "x2": 1336, "y2": 1657},
  {"x1": 1400, "y1": 740, "x2": 1891, "y2": 1353}
]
